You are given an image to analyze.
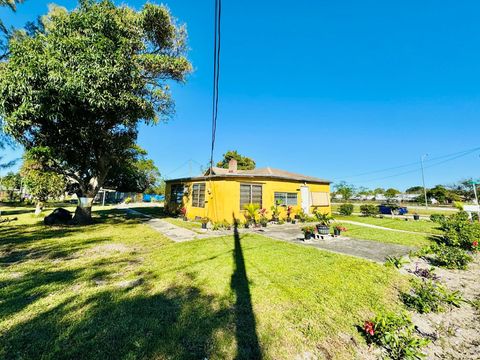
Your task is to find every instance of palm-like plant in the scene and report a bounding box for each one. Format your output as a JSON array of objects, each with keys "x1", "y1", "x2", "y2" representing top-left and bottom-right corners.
[
  {"x1": 243, "y1": 203, "x2": 260, "y2": 224},
  {"x1": 314, "y1": 210, "x2": 333, "y2": 226}
]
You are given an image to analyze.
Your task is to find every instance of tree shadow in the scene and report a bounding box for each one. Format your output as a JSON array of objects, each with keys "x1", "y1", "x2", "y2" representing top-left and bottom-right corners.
[
  {"x1": 231, "y1": 217, "x2": 263, "y2": 359},
  {"x1": 1, "y1": 284, "x2": 233, "y2": 359}
]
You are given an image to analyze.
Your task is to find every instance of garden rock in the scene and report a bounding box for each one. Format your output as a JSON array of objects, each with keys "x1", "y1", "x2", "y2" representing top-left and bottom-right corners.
[{"x1": 44, "y1": 208, "x2": 72, "y2": 225}]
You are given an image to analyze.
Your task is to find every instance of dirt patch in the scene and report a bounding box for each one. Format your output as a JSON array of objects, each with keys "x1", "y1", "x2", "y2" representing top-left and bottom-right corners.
[
  {"x1": 80, "y1": 243, "x2": 131, "y2": 257},
  {"x1": 402, "y1": 254, "x2": 480, "y2": 359}
]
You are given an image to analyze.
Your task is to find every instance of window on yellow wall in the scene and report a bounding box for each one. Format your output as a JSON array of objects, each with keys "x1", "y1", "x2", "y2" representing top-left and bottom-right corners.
[
  {"x1": 170, "y1": 184, "x2": 184, "y2": 204},
  {"x1": 192, "y1": 183, "x2": 206, "y2": 208},
  {"x1": 311, "y1": 192, "x2": 330, "y2": 206},
  {"x1": 274, "y1": 192, "x2": 298, "y2": 206},
  {"x1": 240, "y1": 184, "x2": 262, "y2": 209}
]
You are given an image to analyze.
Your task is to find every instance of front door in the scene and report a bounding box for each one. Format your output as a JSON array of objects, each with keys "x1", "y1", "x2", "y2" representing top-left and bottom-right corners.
[{"x1": 300, "y1": 186, "x2": 310, "y2": 214}]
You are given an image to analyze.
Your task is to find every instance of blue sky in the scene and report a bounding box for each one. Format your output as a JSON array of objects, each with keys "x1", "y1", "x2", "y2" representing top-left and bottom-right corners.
[{"x1": 1, "y1": 0, "x2": 479, "y2": 190}]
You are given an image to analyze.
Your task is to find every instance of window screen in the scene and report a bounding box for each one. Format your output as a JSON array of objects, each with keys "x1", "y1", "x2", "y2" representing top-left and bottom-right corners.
[
  {"x1": 240, "y1": 184, "x2": 262, "y2": 208},
  {"x1": 311, "y1": 192, "x2": 330, "y2": 206},
  {"x1": 170, "y1": 184, "x2": 184, "y2": 204},
  {"x1": 192, "y1": 183, "x2": 206, "y2": 208},
  {"x1": 274, "y1": 192, "x2": 298, "y2": 206}
]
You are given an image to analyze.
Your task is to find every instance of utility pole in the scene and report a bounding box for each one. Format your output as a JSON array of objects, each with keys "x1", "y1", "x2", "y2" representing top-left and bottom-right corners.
[
  {"x1": 421, "y1": 154, "x2": 428, "y2": 210},
  {"x1": 470, "y1": 179, "x2": 480, "y2": 223}
]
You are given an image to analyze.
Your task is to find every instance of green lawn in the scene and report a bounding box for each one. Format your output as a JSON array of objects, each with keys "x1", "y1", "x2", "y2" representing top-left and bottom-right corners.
[
  {"x1": 336, "y1": 215, "x2": 442, "y2": 235},
  {"x1": 0, "y1": 207, "x2": 407, "y2": 359},
  {"x1": 334, "y1": 222, "x2": 433, "y2": 247}
]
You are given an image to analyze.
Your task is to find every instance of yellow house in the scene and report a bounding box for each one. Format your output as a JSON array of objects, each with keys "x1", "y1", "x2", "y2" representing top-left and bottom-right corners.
[{"x1": 164, "y1": 159, "x2": 331, "y2": 223}]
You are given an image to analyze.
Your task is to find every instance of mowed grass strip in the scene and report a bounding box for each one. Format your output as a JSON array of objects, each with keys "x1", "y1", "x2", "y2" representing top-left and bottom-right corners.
[
  {"x1": 1, "y1": 207, "x2": 407, "y2": 360},
  {"x1": 336, "y1": 215, "x2": 442, "y2": 234},
  {"x1": 334, "y1": 222, "x2": 433, "y2": 247}
]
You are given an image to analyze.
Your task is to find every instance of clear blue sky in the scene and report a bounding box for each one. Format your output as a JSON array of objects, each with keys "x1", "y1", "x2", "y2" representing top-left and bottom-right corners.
[{"x1": 1, "y1": 0, "x2": 479, "y2": 190}]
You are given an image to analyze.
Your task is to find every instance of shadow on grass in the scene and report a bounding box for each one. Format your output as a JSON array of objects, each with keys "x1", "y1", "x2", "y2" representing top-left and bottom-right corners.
[
  {"x1": 231, "y1": 219, "x2": 262, "y2": 359},
  {"x1": 1, "y1": 284, "x2": 233, "y2": 359},
  {"x1": 0, "y1": 208, "x2": 265, "y2": 359}
]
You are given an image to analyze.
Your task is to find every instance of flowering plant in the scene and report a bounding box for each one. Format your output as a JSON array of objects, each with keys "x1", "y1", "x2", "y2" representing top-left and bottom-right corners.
[
  {"x1": 364, "y1": 321, "x2": 375, "y2": 336},
  {"x1": 473, "y1": 240, "x2": 478, "y2": 249},
  {"x1": 334, "y1": 225, "x2": 347, "y2": 232},
  {"x1": 180, "y1": 207, "x2": 187, "y2": 216}
]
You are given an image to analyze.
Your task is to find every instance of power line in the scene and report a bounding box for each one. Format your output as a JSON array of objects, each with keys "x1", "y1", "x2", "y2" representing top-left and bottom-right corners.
[
  {"x1": 352, "y1": 147, "x2": 480, "y2": 184},
  {"x1": 339, "y1": 146, "x2": 480, "y2": 181},
  {"x1": 209, "y1": 0, "x2": 221, "y2": 172}
]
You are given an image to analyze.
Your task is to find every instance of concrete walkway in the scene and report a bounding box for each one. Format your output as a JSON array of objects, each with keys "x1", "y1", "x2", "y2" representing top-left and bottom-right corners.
[
  {"x1": 124, "y1": 208, "x2": 228, "y2": 242},
  {"x1": 124, "y1": 208, "x2": 413, "y2": 262},
  {"x1": 250, "y1": 225, "x2": 415, "y2": 262}
]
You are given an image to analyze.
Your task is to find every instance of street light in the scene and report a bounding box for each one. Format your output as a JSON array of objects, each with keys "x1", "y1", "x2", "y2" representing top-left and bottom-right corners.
[{"x1": 421, "y1": 154, "x2": 428, "y2": 210}]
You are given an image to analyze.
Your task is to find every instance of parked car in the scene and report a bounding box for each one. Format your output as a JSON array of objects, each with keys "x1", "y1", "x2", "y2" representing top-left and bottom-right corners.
[{"x1": 378, "y1": 204, "x2": 408, "y2": 215}]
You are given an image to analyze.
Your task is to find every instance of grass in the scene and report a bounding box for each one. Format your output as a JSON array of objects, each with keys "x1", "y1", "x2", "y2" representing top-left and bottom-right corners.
[
  {"x1": 336, "y1": 215, "x2": 443, "y2": 235},
  {"x1": 334, "y1": 222, "x2": 433, "y2": 247},
  {"x1": 0, "y1": 206, "x2": 408, "y2": 359},
  {"x1": 332, "y1": 203, "x2": 458, "y2": 216}
]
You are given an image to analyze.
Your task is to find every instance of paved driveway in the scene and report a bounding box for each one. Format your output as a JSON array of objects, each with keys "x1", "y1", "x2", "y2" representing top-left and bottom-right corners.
[{"x1": 246, "y1": 224, "x2": 415, "y2": 263}]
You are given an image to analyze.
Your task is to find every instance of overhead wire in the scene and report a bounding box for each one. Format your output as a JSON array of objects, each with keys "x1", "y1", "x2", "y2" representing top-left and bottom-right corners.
[{"x1": 209, "y1": 0, "x2": 221, "y2": 172}]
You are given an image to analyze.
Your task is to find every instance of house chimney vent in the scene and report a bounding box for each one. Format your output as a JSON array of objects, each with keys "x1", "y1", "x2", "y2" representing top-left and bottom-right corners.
[{"x1": 228, "y1": 159, "x2": 238, "y2": 173}]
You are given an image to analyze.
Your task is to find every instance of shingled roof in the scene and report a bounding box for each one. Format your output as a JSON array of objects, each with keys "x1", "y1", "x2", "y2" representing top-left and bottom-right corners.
[{"x1": 166, "y1": 166, "x2": 331, "y2": 184}]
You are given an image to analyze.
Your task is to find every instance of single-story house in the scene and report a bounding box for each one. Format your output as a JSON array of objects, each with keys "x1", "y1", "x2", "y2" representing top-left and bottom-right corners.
[{"x1": 165, "y1": 159, "x2": 331, "y2": 223}]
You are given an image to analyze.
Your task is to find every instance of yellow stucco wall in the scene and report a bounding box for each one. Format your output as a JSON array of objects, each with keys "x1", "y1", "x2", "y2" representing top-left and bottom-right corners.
[{"x1": 165, "y1": 177, "x2": 331, "y2": 223}]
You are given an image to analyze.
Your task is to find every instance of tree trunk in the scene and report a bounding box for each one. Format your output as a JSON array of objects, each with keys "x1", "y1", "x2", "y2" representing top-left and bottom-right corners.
[
  {"x1": 34, "y1": 202, "x2": 43, "y2": 216},
  {"x1": 72, "y1": 197, "x2": 94, "y2": 224},
  {"x1": 73, "y1": 204, "x2": 93, "y2": 224}
]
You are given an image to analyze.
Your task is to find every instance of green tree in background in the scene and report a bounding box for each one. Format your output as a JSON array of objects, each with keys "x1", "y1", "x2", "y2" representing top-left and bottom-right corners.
[
  {"x1": 217, "y1": 150, "x2": 256, "y2": 170},
  {"x1": 333, "y1": 181, "x2": 356, "y2": 201},
  {"x1": 103, "y1": 146, "x2": 161, "y2": 194},
  {"x1": 21, "y1": 157, "x2": 66, "y2": 215},
  {"x1": 384, "y1": 188, "x2": 400, "y2": 200},
  {"x1": 0, "y1": 171, "x2": 21, "y2": 200},
  {"x1": 405, "y1": 186, "x2": 423, "y2": 194},
  {"x1": 0, "y1": 0, "x2": 191, "y2": 223}
]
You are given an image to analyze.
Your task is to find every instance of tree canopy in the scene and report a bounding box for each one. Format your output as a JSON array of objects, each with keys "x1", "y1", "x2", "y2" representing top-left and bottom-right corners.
[
  {"x1": 333, "y1": 181, "x2": 355, "y2": 201},
  {"x1": 21, "y1": 157, "x2": 66, "y2": 213},
  {"x1": 103, "y1": 146, "x2": 161, "y2": 193},
  {"x1": 217, "y1": 150, "x2": 256, "y2": 170},
  {"x1": 0, "y1": 0, "x2": 191, "y2": 222}
]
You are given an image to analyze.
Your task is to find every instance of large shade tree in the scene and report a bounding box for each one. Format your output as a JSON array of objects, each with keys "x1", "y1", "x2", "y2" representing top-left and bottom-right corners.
[{"x1": 0, "y1": 0, "x2": 191, "y2": 223}]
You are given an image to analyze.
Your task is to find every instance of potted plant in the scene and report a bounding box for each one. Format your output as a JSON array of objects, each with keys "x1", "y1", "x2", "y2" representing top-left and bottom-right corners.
[
  {"x1": 286, "y1": 206, "x2": 294, "y2": 223},
  {"x1": 270, "y1": 202, "x2": 282, "y2": 222},
  {"x1": 301, "y1": 225, "x2": 316, "y2": 240},
  {"x1": 314, "y1": 210, "x2": 333, "y2": 235},
  {"x1": 180, "y1": 207, "x2": 187, "y2": 221},
  {"x1": 333, "y1": 225, "x2": 347, "y2": 236},
  {"x1": 201, "y1": 217, "x2": 209, "y2": 229},
  {"x1": 243, "y1": 203, "x2": 260, "y2": 227},
  {"x1": 413, "y1": 213, "x2": 420, "y2": 221},
  {"x1": 258, "y1": 208, "x2": 268, "y2": 227}
]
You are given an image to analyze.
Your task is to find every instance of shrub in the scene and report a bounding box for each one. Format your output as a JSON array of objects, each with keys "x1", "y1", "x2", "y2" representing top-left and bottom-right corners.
[
  {"x1": 429, "y1": 213, "x2": 445, "y2": 223},
  {"x1": 363, "y1": 311, "x2": 429, "y2": 359},
  {"x1": 338, "y1": 203, "x2": 354, "y2": 216},
  {"x1": 401, "y1": 279, "x2": 445, "y2": 313},
  {"x1": 301, "y1": 225, "x2": 316, "y2": 235},
  {"x1": 385, "y1": 255, "x2": 409, "y2": 269},
  {"x1": 436, "y1": 211, "x2": 480, "y2": 250},
  {"x1": 360, "y1": 204, "x2": 378, "y2": 217},
  {"x1": 433, "y1": 245, "x2": 472, "y2": 270}
]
